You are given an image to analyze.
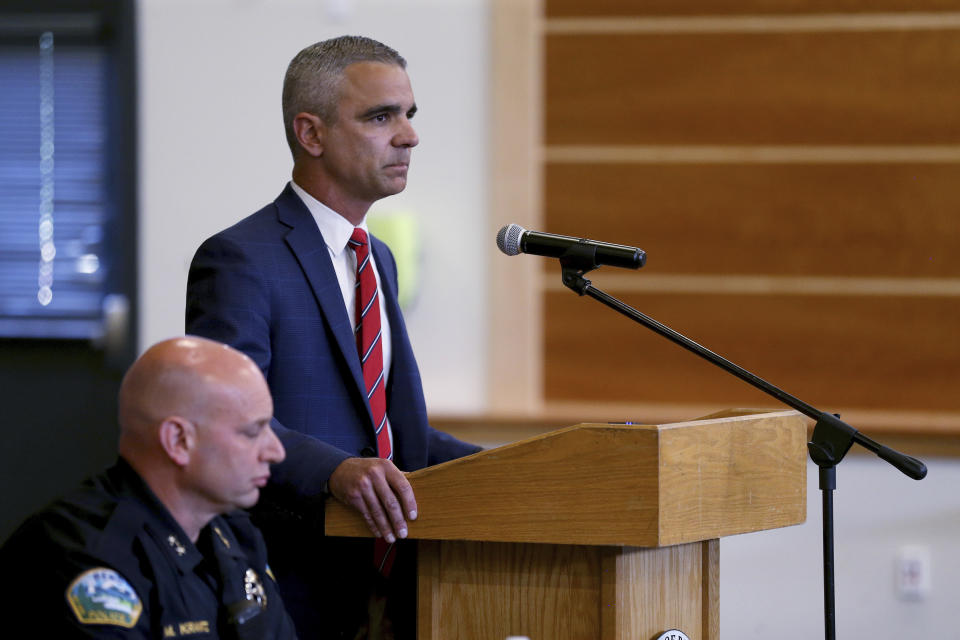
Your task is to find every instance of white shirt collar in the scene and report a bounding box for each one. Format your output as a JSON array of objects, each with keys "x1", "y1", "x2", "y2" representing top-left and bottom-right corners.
[{"x1": 289, "y1": 180, "x2": 368, "y2": 257}]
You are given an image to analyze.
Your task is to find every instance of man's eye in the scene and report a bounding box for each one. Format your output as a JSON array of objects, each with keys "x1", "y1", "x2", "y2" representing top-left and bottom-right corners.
[{"x1": 373, "y1": 113, "x2": 388, "y2": 123}]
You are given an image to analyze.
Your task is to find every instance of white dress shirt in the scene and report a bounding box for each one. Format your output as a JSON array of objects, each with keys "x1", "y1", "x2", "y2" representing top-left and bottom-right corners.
[{"x1": 290, "y1": 180, "x2": 393, "y2": 451}]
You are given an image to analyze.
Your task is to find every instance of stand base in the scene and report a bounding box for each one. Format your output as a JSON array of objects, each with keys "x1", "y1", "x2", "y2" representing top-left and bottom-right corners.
[{"x1": 418, "y1": 539, "x2": 719, "y2": 640}]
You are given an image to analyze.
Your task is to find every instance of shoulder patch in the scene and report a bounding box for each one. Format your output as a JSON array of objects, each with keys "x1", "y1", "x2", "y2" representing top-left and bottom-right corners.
[{"x1": 66, "y1": 567, "x2": 143, "y2": 628}]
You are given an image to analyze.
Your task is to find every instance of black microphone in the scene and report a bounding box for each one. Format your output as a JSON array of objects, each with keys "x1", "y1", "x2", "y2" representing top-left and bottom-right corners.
[{"x1": 496, "y1": 224, "x2": 646, "y2": 270}]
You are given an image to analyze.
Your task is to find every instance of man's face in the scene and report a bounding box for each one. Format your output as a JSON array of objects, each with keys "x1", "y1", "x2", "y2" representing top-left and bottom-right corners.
[
  {"x1": 189, "y1": 376, "x2": 284, "y2": 512},
  {"x1": 319, "y1": 61, "x2": 419, "y2": 208}
]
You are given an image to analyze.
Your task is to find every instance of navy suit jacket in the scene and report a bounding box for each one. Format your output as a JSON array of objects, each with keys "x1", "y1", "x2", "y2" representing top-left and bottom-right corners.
[
  {"x1": 186, "y1": 183, "x2": 480, "y2": 506},
  {"x1": 186, "y1": 184, "x2": 480, "y2": 636}
]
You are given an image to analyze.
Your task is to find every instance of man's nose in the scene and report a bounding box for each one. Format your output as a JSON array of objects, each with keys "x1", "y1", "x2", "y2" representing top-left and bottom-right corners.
[
  {"x1": 394, "y1": 117, "x2": 419, "y2": 148},
  {"x1": 262, "y1": 424, "x2": 286, "y2": 463}
]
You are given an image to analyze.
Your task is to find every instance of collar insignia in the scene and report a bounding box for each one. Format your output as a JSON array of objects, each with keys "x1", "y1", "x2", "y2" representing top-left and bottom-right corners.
[
  {"x1": 66, "y1": 567, "x2": 142, "y2": 628},
  {"x1": 167, "y1": 534, "x2": 186, "y2": 556},
  {"x1": 213, "y1": 526, "x2": 231, "y2": 549}
]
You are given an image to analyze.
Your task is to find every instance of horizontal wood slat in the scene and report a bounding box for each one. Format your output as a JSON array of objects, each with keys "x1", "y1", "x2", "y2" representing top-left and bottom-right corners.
[
  {"x1": 546, "y1": 31, "x2": 960, "y2": 145},
  {"x1": 546, "y1": 1, "x2": 960, "y2": 18},
  {"x1": 543, "y1": 291, "x2": 960, "y2": 411},
  {"x1": 546, "y1": 14, "x2": 960, "y2": 34},
  {"x1": 541, "y1": 274, "x2": 960, "y2": 298},
  {"x1": 544, "y1": 163, "x2": 960, "y2": 278}
]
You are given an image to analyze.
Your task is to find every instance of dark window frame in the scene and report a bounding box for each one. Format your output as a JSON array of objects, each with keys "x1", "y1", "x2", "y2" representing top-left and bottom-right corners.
[{"x1": 0, "y1": 0, "x2": 137, "y2": 360}]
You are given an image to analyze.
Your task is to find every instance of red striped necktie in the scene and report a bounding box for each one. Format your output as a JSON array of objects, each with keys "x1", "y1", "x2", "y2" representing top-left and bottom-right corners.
[
  {"x1": 349, "y1": 228, "x2": 396, "y2": 576},
  {"x1": 349, "y1": 228, "x2": 391, "y2": 461}
]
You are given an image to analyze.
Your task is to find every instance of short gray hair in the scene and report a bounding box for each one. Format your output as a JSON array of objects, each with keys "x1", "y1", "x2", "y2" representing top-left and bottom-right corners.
[{"x1": 282, "y1": 35, "x2": 407, "y2": 156}]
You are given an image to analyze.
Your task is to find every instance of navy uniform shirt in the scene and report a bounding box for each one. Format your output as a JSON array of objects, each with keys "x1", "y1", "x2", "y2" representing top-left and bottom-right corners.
[{"x1": 0, "y1": 459, "x2": 297, "y2": 639}]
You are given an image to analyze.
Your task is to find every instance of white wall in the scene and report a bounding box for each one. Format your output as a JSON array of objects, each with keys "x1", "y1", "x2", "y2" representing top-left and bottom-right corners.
[
  {"x1": 137, "y1": 2, "x2": 959, "y2": 636},
  {"x1": 722, "y1": 456, "x2": 960, "y2": 639},
  {"x1": 138, "y1": 0, "x2": 488, "y2": 412}
]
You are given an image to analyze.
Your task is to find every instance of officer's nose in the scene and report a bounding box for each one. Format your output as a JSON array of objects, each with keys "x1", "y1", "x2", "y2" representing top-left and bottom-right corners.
[{"x1": 261, "y1": 424, "x2": 285, "y2": 464}]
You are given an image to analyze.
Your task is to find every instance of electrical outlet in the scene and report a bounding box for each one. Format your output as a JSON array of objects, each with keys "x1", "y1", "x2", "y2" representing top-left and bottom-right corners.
[{"x1": 895, "y1": 545, "x2": 931, "y2": 601}]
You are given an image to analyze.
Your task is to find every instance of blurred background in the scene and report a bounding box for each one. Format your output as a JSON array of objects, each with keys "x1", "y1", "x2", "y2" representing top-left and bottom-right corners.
[{"x1": 0, "y1": 0, "x2": 957, "y2": 636}]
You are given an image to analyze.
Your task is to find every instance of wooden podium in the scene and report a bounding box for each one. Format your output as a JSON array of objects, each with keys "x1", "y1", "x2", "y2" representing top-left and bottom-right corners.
[{"x1": 326, "y1": 410, "x2": 807, "y2": 640}]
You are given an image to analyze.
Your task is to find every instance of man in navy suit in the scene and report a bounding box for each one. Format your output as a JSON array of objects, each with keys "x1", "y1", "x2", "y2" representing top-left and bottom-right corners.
[{"x1": 186, "y1": 35, "x2": 481, "y2": 638}]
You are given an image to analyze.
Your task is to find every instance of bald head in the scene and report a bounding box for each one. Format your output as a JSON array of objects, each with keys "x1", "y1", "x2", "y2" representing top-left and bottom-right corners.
[
  {"x1": 118, "y1": 336, "x2": 266, "y2": 446},
  {"x1": 116, "y1": 337, "x2": 283, "y2": 539}
]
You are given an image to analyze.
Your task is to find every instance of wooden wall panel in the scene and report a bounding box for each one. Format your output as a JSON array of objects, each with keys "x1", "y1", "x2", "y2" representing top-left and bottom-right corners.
[
  {"x1": 545, "y1": 163, "x2": 960, "y2": 277},
  {"x1": 487, "y1": 1, "x2": 960, "y2": 439},
  {"x1": 546, "y1": 30, "x2": 960, "y2": 145},
  {"x1": 544, "y1": 291, "x2": 960, "y2": 412},
  {"x1": 547, "y1": 1, "x2": 960, "y2": 17}
]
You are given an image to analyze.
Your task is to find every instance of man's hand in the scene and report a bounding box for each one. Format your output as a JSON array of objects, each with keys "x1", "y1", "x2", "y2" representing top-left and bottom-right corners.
[{"x1": 328, "y1": 457, "x2": 418, "y2": 543}]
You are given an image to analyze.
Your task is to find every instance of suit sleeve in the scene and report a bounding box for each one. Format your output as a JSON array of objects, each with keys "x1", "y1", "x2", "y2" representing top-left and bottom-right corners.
[{"x1": 186, "y1": 234, "x2": 351, "y2": 498}]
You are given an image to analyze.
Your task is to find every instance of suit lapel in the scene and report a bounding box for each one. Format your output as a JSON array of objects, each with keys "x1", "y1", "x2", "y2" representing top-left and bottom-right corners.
[{"x1": 275, "y1": 186, "x2": 369, "y2": 409}]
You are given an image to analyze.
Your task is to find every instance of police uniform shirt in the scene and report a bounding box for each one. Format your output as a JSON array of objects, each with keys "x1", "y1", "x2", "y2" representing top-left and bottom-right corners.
[{"x1": 0, "y1": 459, "x2": 297, "y2": 639}]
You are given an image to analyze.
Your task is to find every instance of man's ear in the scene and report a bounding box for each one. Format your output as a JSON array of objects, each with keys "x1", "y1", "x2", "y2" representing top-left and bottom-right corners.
[
  {"x1": 292, "y1": 112, "x2": 324, "y2": 157},
  {"x1": 159, "y1": 417, "x2": 195, "y2": 467}
]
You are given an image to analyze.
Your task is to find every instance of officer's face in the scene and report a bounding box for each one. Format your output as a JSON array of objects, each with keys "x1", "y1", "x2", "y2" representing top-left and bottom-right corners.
[{"x1": 189, "y1": 375, "x2": 284, "y2": 512}]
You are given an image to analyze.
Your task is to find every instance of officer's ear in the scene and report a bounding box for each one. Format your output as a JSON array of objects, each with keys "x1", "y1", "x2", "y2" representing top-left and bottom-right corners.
[
  {"x1": 159, "y1": 417, "x2": 195, "y2": 467},
  {"x1": 292, "y1": 112, "x2": 324, "y2": 157}
]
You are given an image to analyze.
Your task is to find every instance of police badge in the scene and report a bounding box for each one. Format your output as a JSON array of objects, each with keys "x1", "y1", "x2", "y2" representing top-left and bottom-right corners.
[
  {"x1": 66, "y1": 567, "x2": 143, "y2": 628},
  {"x1": 244, "y1": 568, "x2": 266, "y2": 609}
]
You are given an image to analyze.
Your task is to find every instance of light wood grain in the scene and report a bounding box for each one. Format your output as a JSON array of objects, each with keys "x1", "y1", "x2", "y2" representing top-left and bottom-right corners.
[
  {"x1": 702, "y1": 539, "x2": 720, "y2": 639},
  {"x1": 488, "y1": 0, "x2": 544, "y2": 414},
  {"x1": 430, "y1": 407, "x2": 960, "y2": 458},
  {"x1": 546, "y1": 0, "x2": 960, "y2": 16},
  {"x1": 603, "y1": 543, "x2": 713, "y2": 639},
  {"x1": 546, "y1": 31, "x2": 960, "y2": 145},
  {"x1": 329, "y1": 423, "x2": 662, "y2": 545},
  {"x1": 545, "y1": 162, "x2": 960, "y2": 278},
  {"x1": 657, "y1": 414, "x2": 807, "y2": 544},
  {"x1": 417, "y1": 539, "x2": 719, "y2": 640},
  {"x1": 416, "y1": 540, "x2": 442, "y2": 640},
  {"x1": 421, "y1": 541, "x2": 601, "y2": 640},
  {"x1": 544, "y1": 291, "x2": 960, "y2": 412},
  {"x1": 327, "y1": 411, "x2": 806, "y2": 547},
  {"x1": 546, "y1": 13, "x2": 960, "y2": 33},
  {"x1": 328, "y1": 412, "x2": 804, "y2": 640}
]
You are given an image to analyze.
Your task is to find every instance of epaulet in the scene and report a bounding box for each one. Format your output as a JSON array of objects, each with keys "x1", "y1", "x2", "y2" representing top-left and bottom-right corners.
[{"x1": 32, "y1": 481, "x2": 124, "y2": 555}]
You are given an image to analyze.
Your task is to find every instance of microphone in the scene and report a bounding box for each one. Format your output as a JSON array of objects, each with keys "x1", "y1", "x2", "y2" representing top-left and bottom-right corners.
[{"x1": 496, "y1": 224, "x2": 645, "y2": 270}]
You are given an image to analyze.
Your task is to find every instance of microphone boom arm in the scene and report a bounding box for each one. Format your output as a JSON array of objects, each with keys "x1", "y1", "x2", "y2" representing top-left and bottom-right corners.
[
  {"x1": 556, "y1": 258, "x2": 927, "y2": 480},
  {"x1": 551, "y1": 247, "x2": 927, "y2": 640}
]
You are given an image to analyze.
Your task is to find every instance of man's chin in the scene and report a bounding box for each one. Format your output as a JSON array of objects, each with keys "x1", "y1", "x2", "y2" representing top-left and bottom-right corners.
[
  {"x1": 235, "y1": 489, "x2": 260, "y2": 510},
  {"x1": 384, "y1": 177, "x2": 407, "y2": 194}
]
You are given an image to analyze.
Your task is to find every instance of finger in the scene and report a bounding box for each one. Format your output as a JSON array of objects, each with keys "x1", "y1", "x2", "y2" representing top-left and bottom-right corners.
[
  {"x1": 385, "y1": 468, "x2": 418, "y2": 522},
  {"x1": 362, "y1": 479, "x2": 397, "y2": 543},
  {"x1": 371, "y1": 471, "x2": 408, "y2": 540},
  {"x1": 333, "y1": 470, "x2": 383, "y2": 538},
  {"x1": 345, "y1": 480, "x2": 382, "y2": 538}
]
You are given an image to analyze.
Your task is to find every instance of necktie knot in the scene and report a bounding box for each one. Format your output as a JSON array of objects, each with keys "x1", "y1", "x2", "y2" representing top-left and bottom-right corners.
[{"x1": 349, "y1": 228, "x2": 368, "y2": 248}]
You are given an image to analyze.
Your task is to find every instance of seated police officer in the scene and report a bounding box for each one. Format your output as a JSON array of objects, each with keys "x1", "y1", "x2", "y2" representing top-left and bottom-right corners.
[{"x1": 0, "y1": 336, "x2": 297, "y2": 639}]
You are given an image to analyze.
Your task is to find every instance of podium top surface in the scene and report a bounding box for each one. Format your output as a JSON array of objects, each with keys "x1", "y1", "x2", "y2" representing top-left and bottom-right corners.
[{"x1": 325, "y1": 410, "x2": 808, "y2": 547}]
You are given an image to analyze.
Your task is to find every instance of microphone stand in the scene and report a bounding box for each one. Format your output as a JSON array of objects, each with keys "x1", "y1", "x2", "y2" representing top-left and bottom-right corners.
[{"x1": 555, "y1": 246, "x2": 927, "y2": 640}]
